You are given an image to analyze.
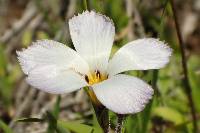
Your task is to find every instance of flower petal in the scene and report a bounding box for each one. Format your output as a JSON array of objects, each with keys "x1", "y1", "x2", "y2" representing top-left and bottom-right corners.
[
  {"x1": 26, "y1": 66, "x2": 87, "y2": 94},
  {"x1": 69, "y1": 11, "x2": 115, "y2": 74},
  {"x1": 17, "y1": 40, "x2": 89, "y2": 94},
  {"x1": 92, "y1": 74, "x2": 153, "y2": 114},
  {"x1": 17, "y1": 39, "x2": 89, "y2": 75},
  {"x1": 108, "y1": 38, "x2": 172, "y2": 76}
]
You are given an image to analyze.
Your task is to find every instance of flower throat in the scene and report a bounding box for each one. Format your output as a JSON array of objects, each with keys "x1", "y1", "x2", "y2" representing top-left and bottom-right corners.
[{"x1": 85, "y1": 70, "x2": 107, "y2": 85}]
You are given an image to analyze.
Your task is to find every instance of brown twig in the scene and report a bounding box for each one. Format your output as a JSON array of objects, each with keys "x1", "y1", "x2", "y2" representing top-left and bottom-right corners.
[
  {"x1": 0, "y1": 2, "x2": 37, "y2": 45},
  {"x1": 170, "y1": 0, "x2": 198, "y2": 132},
  {"x1": 125, "y1": 0, "x2": 145, "y2": 38},
  {"x1": 125, "y1": 0, "x2": 135, "y2": 40},
  {"x1": 114, "y1": 0, "x2": 146, "y2": 42},
  {"x1": 5, "y1": 13, "x2": 43, "y2": 55}
]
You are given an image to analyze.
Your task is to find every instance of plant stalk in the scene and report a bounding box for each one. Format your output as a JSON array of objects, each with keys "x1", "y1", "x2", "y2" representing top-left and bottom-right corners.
[
  {"x1": 169, "y1": 0, "x2": 198, "y2": 132},
  {"x1": 83, "y1": 0, "x2": 90, "y2": 10},
  {"x1": 115, "y1": 114, "x2": 125, "y2": 133},
  {"x1": 84, "y1": 87, "x2": 109, "y2": 133},
  {"x1": 93, "y1": 104, "x2": 109, "y2": 133}
]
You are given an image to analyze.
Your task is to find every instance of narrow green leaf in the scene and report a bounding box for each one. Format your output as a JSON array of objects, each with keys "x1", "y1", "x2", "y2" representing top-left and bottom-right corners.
[
  {"x1": 46, "y1": 111, "x2": 57, "y2": 133},
  {"x1": 56, "y1": 124, "x2": 71, "y2": 133},
  {"x1": 46, "y1": 96, "x2": 61, "y2": 133},
  {"x1": 57, "y1": 120, "x2": 102, "y2": 133},
  {"x1": 125, "y1": 114, "x2": 141, "y2": 133},
  {"x1": 16, "y1": 118, "x2": 44, "y2": 123},
  {"x1": 152, "y1": 107, "x2": 185, "y2": 125},
  {"x1": 141, "y1": 99, "x2": 153, "y2": 133},
  {"x1": 91, "y1": 106, "x2": 101, "y2": 129},
  {"x1": 0, "y1": 119, "x2": 13, "y2": 133}
]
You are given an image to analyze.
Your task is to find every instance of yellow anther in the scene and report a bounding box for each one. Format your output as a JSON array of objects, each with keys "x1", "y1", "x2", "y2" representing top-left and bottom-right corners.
[{"x1": 86, "y1": 70, "x2": 107, "y2": 85}]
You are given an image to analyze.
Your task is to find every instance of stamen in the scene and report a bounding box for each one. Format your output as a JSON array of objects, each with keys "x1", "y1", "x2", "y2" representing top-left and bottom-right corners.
[
  {"x1": 95, "y1": 70, "x2": 101, "y2": 79},
  {"x1": 85, "y1": 75, "x2": 89, "y2": 83}
]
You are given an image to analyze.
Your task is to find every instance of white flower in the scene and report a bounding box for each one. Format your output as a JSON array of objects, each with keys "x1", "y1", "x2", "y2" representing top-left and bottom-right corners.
[{"x1": 17, "y1": 11, "x2": 172, "y2": 114}]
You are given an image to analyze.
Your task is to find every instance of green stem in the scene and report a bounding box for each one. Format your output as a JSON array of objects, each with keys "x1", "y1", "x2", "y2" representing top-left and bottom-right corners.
[
  {"x1": 152, "y1": 70, "x2": 159, "y2": 97},
  {"x1": 83, "y1": 0, "x2": 89, "y2": 10},
  {"x1": 84, "y1": 87, "x2": 109, "y2": 133},
  {"x1": 93, "y1": 105, "x2": 109, "y2": 133}
]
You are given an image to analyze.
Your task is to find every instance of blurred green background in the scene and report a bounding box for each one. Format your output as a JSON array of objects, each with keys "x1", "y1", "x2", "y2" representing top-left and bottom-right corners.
[{"x1": 0, "y1": 0, "x2": 200, "y2": 133}]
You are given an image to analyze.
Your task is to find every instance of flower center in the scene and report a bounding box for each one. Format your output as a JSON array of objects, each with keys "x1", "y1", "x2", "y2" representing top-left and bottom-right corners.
[{"x1": 85, "y1": 70, "x2": 107, "y2": 85}]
